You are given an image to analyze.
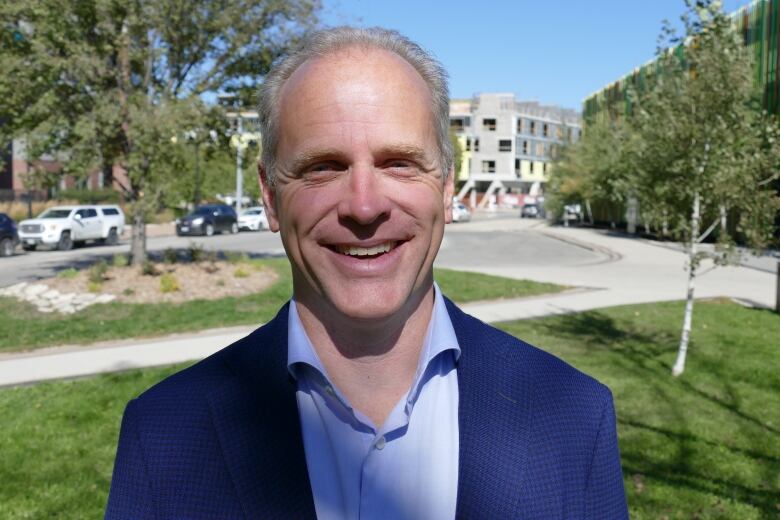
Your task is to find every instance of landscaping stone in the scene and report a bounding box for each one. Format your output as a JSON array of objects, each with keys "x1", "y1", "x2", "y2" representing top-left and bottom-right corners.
[{"x1": 0, "y1": 282, "x2": 116, "y2": 315}]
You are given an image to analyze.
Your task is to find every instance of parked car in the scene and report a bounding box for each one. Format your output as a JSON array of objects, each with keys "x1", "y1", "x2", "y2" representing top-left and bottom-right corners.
[
  {"x1": 0, "y1": 212, "x2": 19, "y2": 257},
  {"x1": 520, "y1": 203, "x2": 542, "y2": 219},
  {"x1": 17, "y1": 205, "x2": 125, "y2": 251},
  {"x1": 452, "y1": 200, "x2": 471, "y2": 223},
  {"x1": 176, "y1": 204, "x2": 238, "y2": 236},
  {"x1": 238, "y1": 206, "x2": 269, "y2": 231}
]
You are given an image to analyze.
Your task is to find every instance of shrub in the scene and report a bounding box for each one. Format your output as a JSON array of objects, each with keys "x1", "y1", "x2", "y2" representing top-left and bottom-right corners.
[
  {"x1": 56, "y1": 188, "x2": 120, "y2": 204},
  {"x1": 112, "y1": 254, "x2": 129, "y2": 268},
  {"x1": 225, "y1": 251, "x2": 249, "y2": 264},
  {"x1": 159, "y1": 273, "x2": 181, "y2": 293},
  {"x1": 57, "y1": 268, "x2": 79, "y2": 279},
  {"x1": 141, "y1": 260, "x2": 159, "y2": 276},
  {"x1": 163, "y1": 248, "x2": 178, "y2": 264},
  {"x1": 234, "y1": 267, "x2": 249, "y2": 278},
  {"x1": 122, "y1": 288, "x2": 134, "y2": 296},
  {"x1": 87, "y1": 281, "x2": 102, "y2": 293},
  {"x1": 88, "y1": 260, "x2": 109, "y2": 284},
  {"x1": 188, "y1": 242, "x2": 205, "y2": 263}
]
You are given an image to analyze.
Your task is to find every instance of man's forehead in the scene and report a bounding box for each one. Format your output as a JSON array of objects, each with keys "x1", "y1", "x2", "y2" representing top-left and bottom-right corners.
[{"x1": 277, "y1": 45, "x2": 432, "y2": 111}]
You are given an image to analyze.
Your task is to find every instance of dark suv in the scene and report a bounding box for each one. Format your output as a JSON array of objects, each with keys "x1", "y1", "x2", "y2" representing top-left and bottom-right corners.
[
  {"x1": 0, "y1": 212, "x2": 19, "y2": 257},
  {"x1": 176, "y1": 204, "x2": 238, "y2": 236}
]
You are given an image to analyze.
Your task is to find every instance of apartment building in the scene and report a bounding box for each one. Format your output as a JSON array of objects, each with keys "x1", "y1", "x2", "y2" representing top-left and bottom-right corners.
[{"x1": 450, "y1": 93, "x2": 581, "y2": 207}]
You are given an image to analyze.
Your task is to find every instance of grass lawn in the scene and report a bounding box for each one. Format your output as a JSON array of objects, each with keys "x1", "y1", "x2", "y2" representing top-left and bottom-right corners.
[
  {"x1": 0, "y1": 300, "x2": 777, "y2": 518},
  {"x1": 499, "y1": 300, "x2": 780, "y2": 519},
  {"x1": 0, "y1": 261, "x2": 562, "y2": 352}
]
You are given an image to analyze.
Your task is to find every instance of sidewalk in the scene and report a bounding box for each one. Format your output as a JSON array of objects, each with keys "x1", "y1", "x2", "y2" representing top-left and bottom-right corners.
[{"x1": 1, "y1": 223, "x2": 774, "y2": 388}]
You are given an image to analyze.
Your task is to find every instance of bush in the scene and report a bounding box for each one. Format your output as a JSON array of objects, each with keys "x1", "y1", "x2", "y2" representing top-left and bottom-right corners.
[
  {"x1": 163, "y1": 248, "x2": 178, "y2": 264},
  {"x1": 225, "y1": 251, "x2": 248, "y2": 264},
  {"x1": 111, "y1": 254, "x2": 129, "y2": 268},
  {"x1": 159, "y1": 273, "x2": 180, "y2": 293},
  {"x1": 140, "y1": 260, "x2": 159, "y2": 276},
  {"x1": 57, "y1": 268, "x2": 79, "y2": 279},
  {"x1": 87, "y1": 281, "x2": 102, "y2": 293},
  {"x1": 234, "y1": 267, "x2": 249, "y2": 278},
  {"x1": 56, "y1": 189, "x2": 120, "y2": 204},
  {"x1": 88, "y1": 261, "x2": 109, "y2": 284},
  {"x1": 121, "y1": 288, "x2": 134, "y2": 296},
  {"x1": 187, "y1": 242, "x2": 205, "y2": 263}
]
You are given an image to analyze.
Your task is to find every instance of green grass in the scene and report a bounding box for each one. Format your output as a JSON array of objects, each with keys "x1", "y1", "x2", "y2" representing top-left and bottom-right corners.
[
  {"x1": 434, "y1": 267, "x2": 564, "y2": 302},
  {"x1": 0, "y1": 261, "x2": 562, "y2": 352},
  {"x1": 0, "y1": 301, "x2": 776, "y2": 518},
  {"x1": 498, "y1": 300, "x2": 780, "y2": 519}
]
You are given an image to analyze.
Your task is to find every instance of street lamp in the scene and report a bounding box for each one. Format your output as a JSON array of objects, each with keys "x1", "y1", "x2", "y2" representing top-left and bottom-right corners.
[{"x1": 218, "y1": 93, "x2": 260, "y2": 215}]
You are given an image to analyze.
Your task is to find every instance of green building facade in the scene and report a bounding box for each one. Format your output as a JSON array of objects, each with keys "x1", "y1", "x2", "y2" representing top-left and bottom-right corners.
[{"x1": 583, "y1": 0, "x2": 780, "y2": 122}]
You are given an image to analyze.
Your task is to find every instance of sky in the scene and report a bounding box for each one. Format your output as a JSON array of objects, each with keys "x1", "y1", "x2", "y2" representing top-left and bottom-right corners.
[{"x1": 321, "y1": 0, "x2": 750, "y2": 111}]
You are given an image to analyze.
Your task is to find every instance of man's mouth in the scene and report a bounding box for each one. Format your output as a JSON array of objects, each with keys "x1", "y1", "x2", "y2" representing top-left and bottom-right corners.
[{"x1": 333, "y1": 240, "x2": 399, "y2": 258}]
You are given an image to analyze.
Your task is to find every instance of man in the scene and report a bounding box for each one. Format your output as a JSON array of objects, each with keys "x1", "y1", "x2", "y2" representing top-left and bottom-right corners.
[{"x1": 106, "y1": 27, "x2": 628, "y2": 519}]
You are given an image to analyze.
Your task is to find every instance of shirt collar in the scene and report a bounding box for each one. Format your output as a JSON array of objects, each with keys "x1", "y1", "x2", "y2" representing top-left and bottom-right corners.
[{"x1": 286, "y1": 282, "x2": 461, "y2": 383}]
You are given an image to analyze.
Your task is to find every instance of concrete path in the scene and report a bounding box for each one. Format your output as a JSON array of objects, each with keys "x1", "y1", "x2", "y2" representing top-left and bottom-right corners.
[{"x1": 1, "y1": 221, "x2": 775, "y2": 388}]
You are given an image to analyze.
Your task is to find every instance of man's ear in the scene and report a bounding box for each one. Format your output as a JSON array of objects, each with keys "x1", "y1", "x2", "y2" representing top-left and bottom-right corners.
[
  {"x1": 259, "y1": 163, "x2": 281, "y2": 232},
  {"x1": 443, "y1": 167, "x2": 455, "y2": 224}
]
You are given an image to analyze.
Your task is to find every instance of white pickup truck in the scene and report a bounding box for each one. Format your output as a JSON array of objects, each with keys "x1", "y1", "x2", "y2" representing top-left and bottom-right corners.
[{"x1": 18, "y1": 205, "x2": 125, "y2": 251}]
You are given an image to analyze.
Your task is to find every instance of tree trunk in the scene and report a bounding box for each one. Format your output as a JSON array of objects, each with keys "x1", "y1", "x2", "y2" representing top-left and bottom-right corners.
[
  {"x1": 130, "y1": 203, "x2": 146, "y2": 266},
  {"x1": 672, "y1": 192, "x2": 700, "y2": 376},
  {"x1": 585, "y1": 199, "x2": 594, "y2": 225}
]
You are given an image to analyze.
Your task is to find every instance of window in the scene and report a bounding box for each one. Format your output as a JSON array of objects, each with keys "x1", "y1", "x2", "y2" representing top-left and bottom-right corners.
[
  {"x1": 483, "y1": 118, "x2": 496, "y2": 131},
  {"x1": 535, "y1": 142, "x2": 545, "y2": 156},
  {"x1": 465, "y1": 137, "x2": 471, "y2": 151},
  {"x1": 529, "y1": 121, "x2": 536, "y2": 135},
  {"x1": 522, "y1": 140, "x2": 529, "y2": 155},
  {"x1": 498, "y1": 139, "x2": 512, "y2": 152},
  {"x1": 516, "y1": 119, "x2": 523, "y2": 133},
  {"x1": 450, "y1": 116, "x2": 470, "y2": 132},
  {"x1": 102, "y1": 208, "x2": 119, "y2": 215},
  {"x1": 515, "y1": 159, "x2": 521, "y2": 175},
  {"x1": 481, "y1": 160, "x2": 496, "y2": 173},
  {"x1": 474, "y1": 138, "x2": 480, "y2": 152},
  {"x1": 86, "y1": 209, "x2": 98, "y2": 218},
  {"x1": 542, "y1": 123, "x2": 549, "y2": 137},
  {"x1": 556, "y1": 126, "x2": 563, "y2": 139}
]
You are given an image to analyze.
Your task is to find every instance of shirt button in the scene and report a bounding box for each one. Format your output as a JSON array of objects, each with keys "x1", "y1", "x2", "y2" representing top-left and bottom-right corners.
[
  {"x1": 325, "y1": 385, "x2": 335, "y2": 396},
  {"x1": 375, "y1": 436, "x2": 386, "y2": 450}
]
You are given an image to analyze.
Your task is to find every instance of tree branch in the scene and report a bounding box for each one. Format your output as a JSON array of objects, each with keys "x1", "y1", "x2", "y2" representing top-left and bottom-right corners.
[{"x1": 696, "y1": 218, "x2": 719, "y2": 243}]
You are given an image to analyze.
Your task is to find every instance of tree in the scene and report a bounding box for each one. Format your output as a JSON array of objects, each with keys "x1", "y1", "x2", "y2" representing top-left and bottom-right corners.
[
  {"x1": 548, "y1": 115, "x2": 633, "y2": 225},
  {"x1": 0, "y1": 0, "x2": 319, "y2": 264},
  {"x1": 629, "y1": 0, "x2": 780, "y2": 376}
]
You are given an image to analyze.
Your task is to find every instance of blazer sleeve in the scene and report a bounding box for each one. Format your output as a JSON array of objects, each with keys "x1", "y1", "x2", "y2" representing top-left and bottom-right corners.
[
  {"x1": 104, "y1": 399, "x2": 157, "y2": 520},
  {"x1": 584, "y1": 389, "x2": 629, "y2": 519}
]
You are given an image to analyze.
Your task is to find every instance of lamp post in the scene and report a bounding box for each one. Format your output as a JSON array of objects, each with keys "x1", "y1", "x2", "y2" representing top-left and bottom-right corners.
[
  {"x1": 219, "y1": 93, "x2": 260, "y2": 215},
  {"x1": 172, "y1": 129, "x2": 218, "y2": 209}
]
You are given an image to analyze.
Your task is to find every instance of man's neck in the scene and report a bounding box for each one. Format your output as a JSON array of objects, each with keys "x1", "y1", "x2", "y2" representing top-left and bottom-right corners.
[{"x1": 294, "y1": 285, "x2": 435, "y2": 428}]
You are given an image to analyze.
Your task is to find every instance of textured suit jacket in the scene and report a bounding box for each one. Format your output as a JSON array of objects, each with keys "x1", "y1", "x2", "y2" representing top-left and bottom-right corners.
[{"x1": 105, "y1": 299, "x2": 628, "y2": 519}]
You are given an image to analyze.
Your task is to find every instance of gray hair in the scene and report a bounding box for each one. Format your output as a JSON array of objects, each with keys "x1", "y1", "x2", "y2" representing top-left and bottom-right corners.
[{"x1": 258, "y1": 26, "x2": 452, "y2": 185}]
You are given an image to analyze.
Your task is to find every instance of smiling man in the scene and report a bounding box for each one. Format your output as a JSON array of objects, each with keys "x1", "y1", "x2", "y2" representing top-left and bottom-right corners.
[{"x1": 106, "y1": 28, "x2": 628, "y2": 519}]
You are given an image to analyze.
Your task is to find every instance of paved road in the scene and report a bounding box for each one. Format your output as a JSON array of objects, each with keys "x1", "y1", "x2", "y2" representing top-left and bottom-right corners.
[{"x1": 0, "y1": 214, "x2": 603, "y2": 287}]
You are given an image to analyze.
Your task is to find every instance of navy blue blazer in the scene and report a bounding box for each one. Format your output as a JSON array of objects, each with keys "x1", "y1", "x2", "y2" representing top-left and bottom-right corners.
[{"x1": 106, "y1": 300, "x2": 628, "y2": 519}]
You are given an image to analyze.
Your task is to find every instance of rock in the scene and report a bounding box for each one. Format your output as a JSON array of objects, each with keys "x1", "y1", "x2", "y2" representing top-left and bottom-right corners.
[
  {"x1": 1, "y1": 282, "x2": 28, "y2": 296},
  {"x1": 41, "y1": 289, "x2": 61, "y2": 300},
  {"x1": 24, "y1": 284, "x2": 49, "y2": 297},
  {"x1": 95, "y1": 294, "x2": 116, "y2": 304}
]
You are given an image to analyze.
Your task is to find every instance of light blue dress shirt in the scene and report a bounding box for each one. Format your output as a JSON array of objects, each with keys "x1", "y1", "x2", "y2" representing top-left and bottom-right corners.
[{"x1": 287, "y1": 284, "x2": 461, "y2": 520}]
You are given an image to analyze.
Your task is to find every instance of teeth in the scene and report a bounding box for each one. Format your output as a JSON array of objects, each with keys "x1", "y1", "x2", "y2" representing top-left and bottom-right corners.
[{"x1": 337, "y1": 241, "x2": 396, "y2": 257}]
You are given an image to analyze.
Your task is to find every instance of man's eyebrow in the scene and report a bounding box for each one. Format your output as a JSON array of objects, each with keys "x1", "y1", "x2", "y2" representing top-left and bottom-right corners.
[{"x1": 287, "y1": 144, "x2": 435, "y2": 172}]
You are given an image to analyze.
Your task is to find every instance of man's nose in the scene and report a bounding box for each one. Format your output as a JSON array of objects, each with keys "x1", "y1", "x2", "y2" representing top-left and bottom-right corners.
[{"x1": 337, "y1": 165, "x2": 391, "y2": 225}]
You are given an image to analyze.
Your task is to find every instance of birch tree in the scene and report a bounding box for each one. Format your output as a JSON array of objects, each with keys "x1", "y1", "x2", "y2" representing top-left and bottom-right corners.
[
  {"x1": 629, "y1": 0, "x2": 780, "y2": 376},
  {"x1": 0, "y1": 0, "x2": 319, "y2": 264}
]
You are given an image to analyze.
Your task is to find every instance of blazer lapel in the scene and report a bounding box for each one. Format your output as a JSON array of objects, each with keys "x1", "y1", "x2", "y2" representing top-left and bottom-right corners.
[
  {"x1": 209, "y1": 303, "x2": 317, "y2": 518},
  {"x1": 447, "y1": 299, "x2": 532, "y2": 518}
]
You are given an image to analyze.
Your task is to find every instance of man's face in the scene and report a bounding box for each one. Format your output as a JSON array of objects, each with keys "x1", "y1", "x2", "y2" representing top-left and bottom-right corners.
[{"x1": 261, "y1": 47, "x2": 453, "y2": 323}]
